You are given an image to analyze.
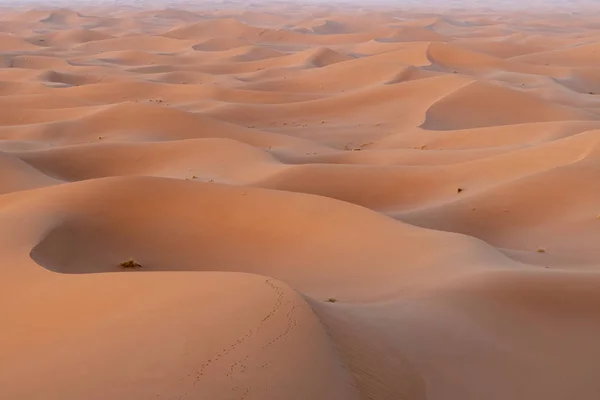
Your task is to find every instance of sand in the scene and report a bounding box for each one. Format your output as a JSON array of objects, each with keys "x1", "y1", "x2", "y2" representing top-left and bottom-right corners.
[{"x1": 2, "y1": 1, "x2": 600, "y2": 399}]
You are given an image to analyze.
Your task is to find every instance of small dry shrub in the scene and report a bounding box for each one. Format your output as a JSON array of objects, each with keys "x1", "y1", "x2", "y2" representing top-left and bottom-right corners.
[{"x1": 120, "y1": 259, "x2": 142, "y2": 269}]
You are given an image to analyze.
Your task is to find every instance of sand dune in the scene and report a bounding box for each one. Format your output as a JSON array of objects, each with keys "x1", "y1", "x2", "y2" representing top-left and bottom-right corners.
[
  {"x1": 192, "y1": 36, "x2": 254, "y2": 51},
  {"x1": 425, "y1": 41, "x2": 554, "y2": 75},
  {"x1": 28, "y1": 29, "x2": 115, "y2": 46},
  {"x1": 7, "y1": 54, "x2": 71, "y2": 69},
  {"x1": 178, "y1": 46, "x2": 355, "y2": 75},
  {"x1": 377, "y1": 26, "x2": 450, "y2": 43},
  {"x1": 10, "y1": 8, "x2": 84, "y2": 24},
  {"x1": 421, "y1": 80, "x2": 597, "y2": 130},
  {"x1": 16, "y1": 138, "x2": 284, "y2": 183},
  {"x1": 74, "y1": 34, "x2": 194, "y2": 52},
  {"x1": 164, "y1": 18, "x2": 267, "y2": 40},
  {"x1": 3, "y1": 3, "x2": 600, "y2": 400},
  {"x1": 26, "y1": 101, "x2": 261, "y2": 142},
  {"x1": 1, "y1": 272, "x2": 359, "y2": 400},
  {"x1": 199, "y1": 45, "x2": 287, "y2": 62},
  {"x1": 239, "y1": 44, "x2": 436, "y2": 92},
  {"x1": 208, "y1": 74, "x2": 474, "y2": 135},
  {"x1": 556, "y1": 67, "x2": 600, "y2": 95},
  {"x1": 0, "y1": 33, "x2": 42, "y2": 51},
  {"x1": 80, "y1": 49, "x2": 183, "y2": 66},
  {"x1": 11, "y1": 177, "x2": 504, "y2": 287},
  {"x1": 0, "y1": 151, "x2": 61, "y2": 193},
  {"x1": 294, "y1": 16, "x2": 387, "y2": 35},
  {"x1": 128, "y1": 8, "x2": 204, "y2": 22},
  {"x1": 40, "y1": 8, "x2": 87, "y2": 25},
  {"x1": 510, "y1": 41, "x2": 600, "y2": 67},
  {"x1": 455, "y1": 35, "x2": 547, "y2": 58}
]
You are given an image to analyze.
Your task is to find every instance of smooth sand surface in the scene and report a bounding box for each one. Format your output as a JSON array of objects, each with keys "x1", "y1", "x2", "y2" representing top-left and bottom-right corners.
[{"x1": 2, "y1": 1, "x2": 600, "y2": 399}]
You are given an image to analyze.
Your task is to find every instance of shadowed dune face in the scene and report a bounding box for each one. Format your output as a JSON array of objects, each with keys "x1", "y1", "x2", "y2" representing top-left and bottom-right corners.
[{"x1": 3, "y1": 2, "x2": 600, "y2": 400}]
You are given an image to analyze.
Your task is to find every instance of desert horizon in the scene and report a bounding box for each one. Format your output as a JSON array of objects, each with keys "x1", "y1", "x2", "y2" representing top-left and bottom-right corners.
[{"x1": 2, "y1": 1, "x2": 600, "y2": 399}]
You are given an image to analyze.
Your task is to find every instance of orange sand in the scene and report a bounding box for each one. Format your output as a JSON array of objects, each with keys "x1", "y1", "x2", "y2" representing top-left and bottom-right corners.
[{"x1": 2, "y1": 2, "x2": 600, "y2": 399}]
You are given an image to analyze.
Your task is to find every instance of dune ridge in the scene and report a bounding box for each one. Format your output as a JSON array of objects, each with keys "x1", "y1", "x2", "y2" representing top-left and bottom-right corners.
[{"x1": 3, "y1": 2, "x2": 600, "y2": 400}]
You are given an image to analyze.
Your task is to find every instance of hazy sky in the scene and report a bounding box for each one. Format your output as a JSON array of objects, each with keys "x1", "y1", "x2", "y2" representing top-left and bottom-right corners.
[{"x1": 0, "y1": 0, "x2": 595, "y2": 13}]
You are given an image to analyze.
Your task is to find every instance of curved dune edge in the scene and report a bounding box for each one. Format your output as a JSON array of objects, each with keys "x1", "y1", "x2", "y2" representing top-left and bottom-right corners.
[
  {"x1": 20, "y1": 177, "x2": 509, "y2": 282},
  {"x1": 4, "y1": 176, "x2": 512, "y2": 400},
  {"x1": 0, "y1": 174, "x2": 513, "y2": 399},
  {"x1": 3, "y1": 3, "x2": 600, "y2": 400}
]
